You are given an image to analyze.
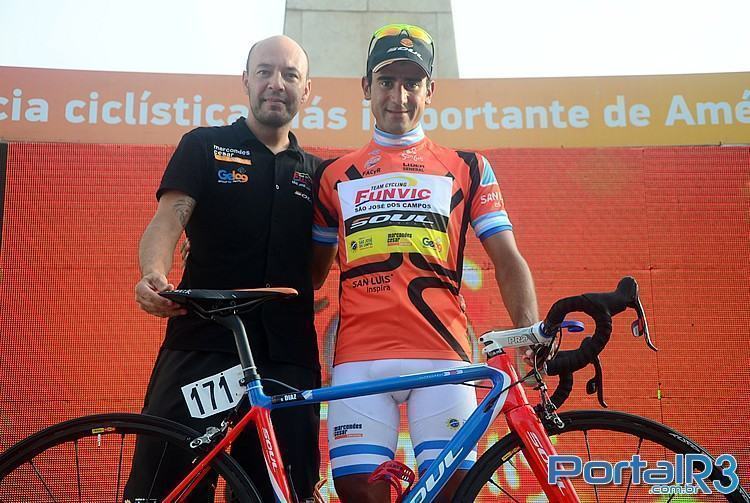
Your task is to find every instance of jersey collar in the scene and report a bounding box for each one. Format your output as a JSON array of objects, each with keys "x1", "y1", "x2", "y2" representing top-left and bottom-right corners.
[
  {"x1": 233, "y1": 117, "x2": 303, "y2": 159},
  {"x1": 373, "y1": 124, "x2": 425, "y2": 148}
]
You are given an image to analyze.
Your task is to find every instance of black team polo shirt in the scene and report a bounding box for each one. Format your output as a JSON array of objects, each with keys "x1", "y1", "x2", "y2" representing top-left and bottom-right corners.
[{"x1": 156, "y1": 118, "x2": 320, "y2": 370}]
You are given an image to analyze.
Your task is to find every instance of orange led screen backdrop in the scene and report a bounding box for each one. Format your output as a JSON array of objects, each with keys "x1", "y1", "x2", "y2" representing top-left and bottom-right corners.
[{"x1": 0, "y1": 142, "x2": 747, "y2": 501}]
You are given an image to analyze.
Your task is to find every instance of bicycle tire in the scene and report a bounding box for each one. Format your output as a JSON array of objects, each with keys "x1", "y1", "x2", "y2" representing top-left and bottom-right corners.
[
  {"x1": 455, "y1": 410, "x2": 749, "y2": 502},
  {"x1": 0, "y1": 413, "x2": 261, "y2": 502}
]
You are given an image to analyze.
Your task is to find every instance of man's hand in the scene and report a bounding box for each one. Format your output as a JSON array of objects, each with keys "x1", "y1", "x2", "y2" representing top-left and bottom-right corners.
[{"x1": 135, "y1": 272, "x2": 187, "y2": 318}]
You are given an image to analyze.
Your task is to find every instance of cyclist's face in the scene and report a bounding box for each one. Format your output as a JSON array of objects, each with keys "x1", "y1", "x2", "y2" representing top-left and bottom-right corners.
[
  {"x1": 243, "y1": 37, "x2": 310, "y2": 128},
  {"x1": 363, "y1": 61, "x2": 434, "y2": 135}
]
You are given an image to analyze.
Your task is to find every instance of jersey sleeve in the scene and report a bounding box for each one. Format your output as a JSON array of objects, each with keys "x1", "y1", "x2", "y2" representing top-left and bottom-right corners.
[
  {"x1": 470, "y1": 154, "x2": 513, "y2": 241},
  {"x1": 157, "y1": 130, "x2": 207, "y2": 202},
  {"x1": 312, "y1": 159, "x2": 339, "y2": 246}
]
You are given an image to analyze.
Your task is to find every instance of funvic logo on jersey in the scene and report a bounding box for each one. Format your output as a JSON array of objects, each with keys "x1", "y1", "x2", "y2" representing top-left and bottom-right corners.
[
  {"x1": 217, "y1": 168, "x2": 248, "y2": 184},
  {"x1": 354, "y1": 176, "x2": 431, "y2": 206}
]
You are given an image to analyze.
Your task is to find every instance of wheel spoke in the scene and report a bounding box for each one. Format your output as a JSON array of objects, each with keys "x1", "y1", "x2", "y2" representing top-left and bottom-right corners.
[
  {"x1": 74, "y1": 439, "x2": 82, "y2": 502},
  {"x1": 115, "y1": 433, "x2": 125, "y2": 502},
  {"x1": 502, "y1": 448, "x2": 523, "y2": 502},
  {"x1": 622, "y1": 478, "x2": 631, "y2": 501},
  {"x1": 146, "y1": 439, "x2": 170, "y2": 498},
  {"x1": 488, "y1": 471, "x2": 522, "y2": 503},
  {"x1": 30, "y1": 459, "x2": 58, "y2": 502},
  {"x1": 582, "y1": 430, "x2": 601, "y2": 503},
  {"x1": 622, "y1": 436, "x2": 643, "y2": 502}
]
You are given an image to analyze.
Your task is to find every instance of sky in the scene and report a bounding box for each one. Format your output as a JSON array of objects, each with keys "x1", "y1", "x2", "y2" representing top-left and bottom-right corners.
[{"x1": 0, "y1": 0, "x2": 748, "y2": 78}]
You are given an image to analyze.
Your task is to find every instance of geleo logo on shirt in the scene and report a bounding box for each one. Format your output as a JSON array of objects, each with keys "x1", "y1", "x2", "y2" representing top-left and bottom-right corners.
[{"x1": 217, "y1": 168, "x2": 249, "y2": 184}]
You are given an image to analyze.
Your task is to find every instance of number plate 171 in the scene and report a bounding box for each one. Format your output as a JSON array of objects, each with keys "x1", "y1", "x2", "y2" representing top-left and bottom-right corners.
[{"x1": 181, "y1": 364, "x2": 246, "y2": 419}]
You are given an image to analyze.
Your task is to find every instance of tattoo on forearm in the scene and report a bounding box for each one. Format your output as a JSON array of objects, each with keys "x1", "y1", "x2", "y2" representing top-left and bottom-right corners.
[{"x1": 172, "y1": 197, "x2": 196, "y2": 227}]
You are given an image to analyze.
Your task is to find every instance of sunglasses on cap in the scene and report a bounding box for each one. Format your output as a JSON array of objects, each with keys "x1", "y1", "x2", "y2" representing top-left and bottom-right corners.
[{"x1": 367, "y1": 23, "x2": 434, "y2": 56}]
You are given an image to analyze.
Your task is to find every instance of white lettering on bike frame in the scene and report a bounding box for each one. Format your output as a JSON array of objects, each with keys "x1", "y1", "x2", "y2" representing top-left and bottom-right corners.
[{"x1": 181, "y1": 364, "x2": 245, "y2": 419}]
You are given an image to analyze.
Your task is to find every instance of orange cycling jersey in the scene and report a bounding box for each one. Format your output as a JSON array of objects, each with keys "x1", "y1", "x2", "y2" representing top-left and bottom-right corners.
[{"x1": 313, "y1": 126, "x2": 512, "y2": 365}]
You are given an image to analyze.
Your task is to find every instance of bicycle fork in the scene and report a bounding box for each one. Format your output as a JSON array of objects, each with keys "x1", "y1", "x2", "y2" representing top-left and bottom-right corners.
[{"x1": 491, "y1": 354, "x2": 580, "y2": 503}]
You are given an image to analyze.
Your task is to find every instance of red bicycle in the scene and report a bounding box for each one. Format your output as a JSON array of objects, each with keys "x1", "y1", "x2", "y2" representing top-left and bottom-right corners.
[{"x1": 0, "y1": 277, "x2": 746, "y2": 501}]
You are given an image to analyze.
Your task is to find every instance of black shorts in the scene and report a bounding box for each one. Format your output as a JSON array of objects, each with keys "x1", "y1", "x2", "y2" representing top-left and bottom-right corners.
[{"x1": 124, "y1": 348, "x2": 321, "y2": 501}]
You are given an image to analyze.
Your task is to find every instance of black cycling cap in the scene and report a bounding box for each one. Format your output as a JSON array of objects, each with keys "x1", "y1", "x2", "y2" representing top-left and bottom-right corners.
[{"x1": 366, "y1": 23, "x2": 434, "y2": 78}]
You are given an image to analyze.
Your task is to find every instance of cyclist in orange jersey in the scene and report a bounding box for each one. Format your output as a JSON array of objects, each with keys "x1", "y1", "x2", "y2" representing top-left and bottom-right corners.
[{"x1": 312, "y1": 24, "x2": 539, "y2": 503}]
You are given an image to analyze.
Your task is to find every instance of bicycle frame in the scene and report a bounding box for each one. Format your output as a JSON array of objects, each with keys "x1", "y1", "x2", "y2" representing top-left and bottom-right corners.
[{"x1": 165, "y1": 351, "x2": 578, "y2": 503}]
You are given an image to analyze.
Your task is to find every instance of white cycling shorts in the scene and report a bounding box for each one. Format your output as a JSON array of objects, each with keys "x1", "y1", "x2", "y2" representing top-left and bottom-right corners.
[{"x1": 327, "y1": 359, "x2": 477, "y2": 479}]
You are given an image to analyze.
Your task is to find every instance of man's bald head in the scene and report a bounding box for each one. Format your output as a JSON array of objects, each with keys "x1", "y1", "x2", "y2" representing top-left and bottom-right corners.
[
  {"x1": 245, "y1": 35, "x2": 310, "y2": 80},
  {"x1": 242, "y1": 35, "x2": 312, "y2": 129}
]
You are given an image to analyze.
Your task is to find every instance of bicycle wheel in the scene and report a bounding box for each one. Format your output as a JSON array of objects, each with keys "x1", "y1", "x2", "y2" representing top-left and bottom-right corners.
[
  {"x1": 455, "y1": 410, "x2": 748, "y2": 502},
  {"x1": 0, "y1": 413, "x2": 261, "y2": 502}
]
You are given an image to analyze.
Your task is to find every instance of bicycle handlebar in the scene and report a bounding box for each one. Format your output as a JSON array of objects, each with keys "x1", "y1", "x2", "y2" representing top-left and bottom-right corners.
[
  {"x1": 542, "y1": 276, "x2": 655, "y2": 408},
  {"x1": 479, "y1": 276, "x2": 656, "y2": 410}
]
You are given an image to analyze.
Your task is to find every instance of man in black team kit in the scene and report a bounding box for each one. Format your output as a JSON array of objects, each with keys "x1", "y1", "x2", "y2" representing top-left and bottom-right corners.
[{"x1": 127, "y1": 35, "x2": 321, "y2": 502}]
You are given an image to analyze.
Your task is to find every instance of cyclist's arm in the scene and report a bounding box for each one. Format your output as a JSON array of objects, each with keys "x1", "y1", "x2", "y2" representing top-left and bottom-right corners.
[
  {"x1": 311, "y1": 162, "x2": 338, "y2": 290},
  {"x1": 135, "y1": 190, "x2": 194, "y2": 317},
  {"x1": 481, "y1": 230, "x2": 538, "y2": 328},
  {"x1": 311, "y1": 243, "x2": 337, "y2": 290}
]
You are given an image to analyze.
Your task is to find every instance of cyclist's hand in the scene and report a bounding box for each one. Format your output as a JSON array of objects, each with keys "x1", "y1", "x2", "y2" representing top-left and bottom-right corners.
[
  {"x1": 135, "y1": 273, "x2": 187, "y2": 318},
  {"x1": 521, "y1": 345, "x2": 534, "y2": 366},
  {"x1": 180, "y1": 238, "x2": 190, "y2": 263},
  {"x1": 521, "y1": 345, "x2": 548, "y2": 370}
]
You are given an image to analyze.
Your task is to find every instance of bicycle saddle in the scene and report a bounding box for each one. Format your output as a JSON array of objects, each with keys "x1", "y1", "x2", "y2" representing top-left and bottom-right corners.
[{"x1": 160, "y1": 287, "x2": 298, "y2": 317}]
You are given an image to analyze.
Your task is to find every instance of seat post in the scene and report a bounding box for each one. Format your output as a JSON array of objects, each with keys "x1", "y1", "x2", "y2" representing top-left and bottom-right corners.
[{"x1": 211, "y1": 314, "x2": 261, "y2": 383}]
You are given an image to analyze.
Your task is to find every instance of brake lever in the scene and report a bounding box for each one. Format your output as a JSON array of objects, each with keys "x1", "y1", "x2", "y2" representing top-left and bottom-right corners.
[
  {"x1": 585, "y1": 355, "x2": 607, "y2": 408},
  {"x1": 629, "y1": 292, "x2": 657, "y2": 352}
]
